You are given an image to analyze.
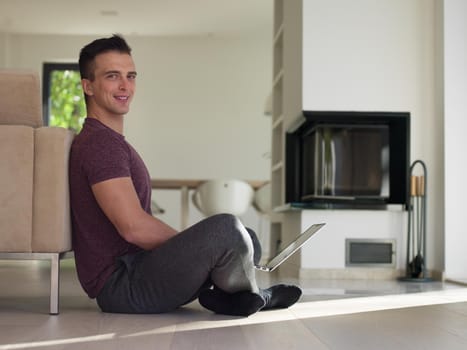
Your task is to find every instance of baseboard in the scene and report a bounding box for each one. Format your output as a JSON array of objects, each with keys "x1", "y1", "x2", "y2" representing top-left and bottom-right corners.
[
  {"x1": 299, "y1": 268, "x2": 401, "y2": 280},
  {"x1": 446, "y1": 279, "x2": 467, "y2": 286},
  {"x1": 298, "y1": 268, "x2": 444, "y2": 281}
]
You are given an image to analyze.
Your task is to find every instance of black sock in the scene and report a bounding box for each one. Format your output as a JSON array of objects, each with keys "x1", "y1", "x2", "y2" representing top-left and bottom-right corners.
[
  {"x1": 198, "y1": 288, "x2": 265, "y2": 317},
  {"x1": 259, "y1": 284, "x2": 302, "y2": 310}
]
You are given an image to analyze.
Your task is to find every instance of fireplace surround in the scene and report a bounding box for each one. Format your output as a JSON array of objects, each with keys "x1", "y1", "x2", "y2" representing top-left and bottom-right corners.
[{"x1": 285, "y1": 111, "x2": 410, "y2": 209}]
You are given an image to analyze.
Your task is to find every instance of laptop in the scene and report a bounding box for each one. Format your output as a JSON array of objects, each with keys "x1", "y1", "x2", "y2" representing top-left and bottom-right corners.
[{"x1": 255, "y1": 223, "x2": 326, "y2": 272}]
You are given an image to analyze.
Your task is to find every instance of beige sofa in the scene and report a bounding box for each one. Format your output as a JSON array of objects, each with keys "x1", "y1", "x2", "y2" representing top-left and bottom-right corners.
[{"x1": 0, "y1": 69, "x2": 75, "y2": 314}]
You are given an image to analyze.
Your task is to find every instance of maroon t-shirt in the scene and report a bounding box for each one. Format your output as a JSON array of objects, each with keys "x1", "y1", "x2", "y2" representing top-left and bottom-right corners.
[{"x1": 69, "y1": 118, "x2": 150, "y2": 298}]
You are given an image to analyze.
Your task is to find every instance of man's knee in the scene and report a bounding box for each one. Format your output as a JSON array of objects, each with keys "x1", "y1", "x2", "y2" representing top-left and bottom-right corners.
[{"x1": 206, "y1": 213, "x2": 250, "y2": 249}]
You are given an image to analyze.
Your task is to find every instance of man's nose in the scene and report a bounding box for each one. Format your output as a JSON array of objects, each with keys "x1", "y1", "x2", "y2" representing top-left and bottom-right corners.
[{"x1": 119, "y1": 78, "x2": 130, "y2": 90}]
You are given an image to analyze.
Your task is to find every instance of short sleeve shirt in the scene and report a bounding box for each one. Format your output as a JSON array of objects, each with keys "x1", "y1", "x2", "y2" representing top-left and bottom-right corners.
[{"x1": 69, "y1": 118, "x2": 151, "y2": 298}]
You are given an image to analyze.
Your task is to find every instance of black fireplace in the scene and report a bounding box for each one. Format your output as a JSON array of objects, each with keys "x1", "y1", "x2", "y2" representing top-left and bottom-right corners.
[{"x1": 286, "y1": 111, "x2": 410, "y2": 209}]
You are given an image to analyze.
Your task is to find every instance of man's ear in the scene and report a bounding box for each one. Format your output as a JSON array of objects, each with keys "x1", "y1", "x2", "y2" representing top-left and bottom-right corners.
[{"x1": 82, "y1": 79, "x2": 93, "y2": 96}]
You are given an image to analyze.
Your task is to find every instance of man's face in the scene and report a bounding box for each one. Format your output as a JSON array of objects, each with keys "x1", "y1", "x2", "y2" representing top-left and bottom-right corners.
[{"x1": 82, "y1": 51, "x2": 137, "y2": 118}]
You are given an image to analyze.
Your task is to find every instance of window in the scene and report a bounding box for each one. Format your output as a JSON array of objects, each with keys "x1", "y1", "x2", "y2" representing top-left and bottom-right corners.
[{"x1": 42, "y1": 63, "x2": 86, "y2": 132}]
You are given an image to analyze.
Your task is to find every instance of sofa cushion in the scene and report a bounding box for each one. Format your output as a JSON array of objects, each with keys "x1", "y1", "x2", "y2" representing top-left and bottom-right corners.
[
  {"x1": 0, "y1": 70, "x2": 43, "y2": 128},
  {"x1": 32, "y1": 127, "x2": 74, "y2": 252},
  {"x1": 0, "y1": 126, "x2": 34, "y2": 252}
]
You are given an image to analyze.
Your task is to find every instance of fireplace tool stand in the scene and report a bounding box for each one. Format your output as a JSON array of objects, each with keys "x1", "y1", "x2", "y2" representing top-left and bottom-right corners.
[{"x1": 399, "y1": 160, "x2": 432, "y2": 282}]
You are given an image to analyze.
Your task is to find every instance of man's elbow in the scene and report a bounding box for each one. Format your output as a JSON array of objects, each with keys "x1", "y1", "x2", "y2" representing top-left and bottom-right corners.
[
  {"x1": 115, "y1": 220, "x2": 140, "y2": 245},
  {"x1": 115, "y1": 217, "x2": 158, "y2": 250}
]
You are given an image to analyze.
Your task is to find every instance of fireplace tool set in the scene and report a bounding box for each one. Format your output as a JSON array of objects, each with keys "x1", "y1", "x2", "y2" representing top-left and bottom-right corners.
[{"x1": 400, "y1": 159, "x2": 431, "y2": 281}]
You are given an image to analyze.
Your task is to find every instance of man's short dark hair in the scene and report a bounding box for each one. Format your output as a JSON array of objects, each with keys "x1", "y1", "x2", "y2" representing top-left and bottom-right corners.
[{"x1": 79, "y1": 34, "x2": 132, "y2": 81}]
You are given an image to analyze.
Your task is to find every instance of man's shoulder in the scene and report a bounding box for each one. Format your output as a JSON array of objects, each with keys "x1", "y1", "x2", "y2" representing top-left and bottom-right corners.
[{"x1": 73, "y1": 126, "x2": 126, "y2": 151}]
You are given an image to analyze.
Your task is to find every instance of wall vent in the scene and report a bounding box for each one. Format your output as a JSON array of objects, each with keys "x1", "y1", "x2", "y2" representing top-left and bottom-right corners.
[{"x1": 345, "y1": 239, "x2": 396, "y2": 267}]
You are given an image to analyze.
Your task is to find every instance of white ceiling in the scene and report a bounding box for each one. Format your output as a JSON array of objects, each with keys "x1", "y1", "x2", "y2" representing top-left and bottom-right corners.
[{"x1": 0, "y1": 0, "x2": 272, "y2": 37}]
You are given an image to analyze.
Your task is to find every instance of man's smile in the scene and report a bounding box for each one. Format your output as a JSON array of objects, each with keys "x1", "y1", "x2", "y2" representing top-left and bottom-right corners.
[{"x1": 115, "y1": 95, "x2": 129, "y2": 101}]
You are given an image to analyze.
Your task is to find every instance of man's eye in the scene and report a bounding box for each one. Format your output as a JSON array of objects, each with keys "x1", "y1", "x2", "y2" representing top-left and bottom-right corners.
[
  {"x1": 128, "y1": 74, "x2": 137, "y2": 80},
  {"x1": 107, "y1": 74, "x2": 118, "y2": 79}
]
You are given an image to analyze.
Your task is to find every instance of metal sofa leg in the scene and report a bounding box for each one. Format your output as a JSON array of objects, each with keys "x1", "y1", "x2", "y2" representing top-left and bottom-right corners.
[{"x1": 49, "y1": 253, "x2": 60, "y2": 315}]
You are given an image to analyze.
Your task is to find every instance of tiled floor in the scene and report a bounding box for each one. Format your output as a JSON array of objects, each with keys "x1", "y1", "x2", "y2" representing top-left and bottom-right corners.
[{"x1": 1, "y1": 260, "x2": 467, "y2": 349}]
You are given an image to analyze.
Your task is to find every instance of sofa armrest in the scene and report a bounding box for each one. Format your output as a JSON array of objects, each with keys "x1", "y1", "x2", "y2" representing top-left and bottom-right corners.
[
  {"x1": 33, "y1": 127, "x2": 75, "y2": 252},
  {"x1": 0, "y1": 125, "x2": 34, "y2": 252}
]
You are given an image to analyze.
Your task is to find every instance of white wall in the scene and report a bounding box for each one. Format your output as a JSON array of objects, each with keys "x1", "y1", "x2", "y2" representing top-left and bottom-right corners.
[
  {"x1": 1, "y1": 33, "x2": 272, "y2": 231},
  {"x1": 0, "y1": 32, "x2": 7, "y2": 67},
  {"x1": 444, "y1": 0, "x2": 467, "y2": 280},
  {"x1": 299, "y1": 0, "x2": 443, "y2": 271}
]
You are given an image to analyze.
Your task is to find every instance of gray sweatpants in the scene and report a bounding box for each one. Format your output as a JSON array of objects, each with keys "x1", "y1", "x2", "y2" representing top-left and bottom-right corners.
[{"x1": 96, "y1": 213, "x2": 259, "y2": 313}]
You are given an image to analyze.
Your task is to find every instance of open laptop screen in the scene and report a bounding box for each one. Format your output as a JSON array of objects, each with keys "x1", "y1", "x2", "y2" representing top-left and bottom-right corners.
[{"x1": 257, "y1": 223, "x2": 325, "y2": 272}]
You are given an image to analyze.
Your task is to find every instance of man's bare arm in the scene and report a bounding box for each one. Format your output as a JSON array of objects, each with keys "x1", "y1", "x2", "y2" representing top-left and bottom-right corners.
[{"x1": 92, "y1": 177, "x2": 178, "y2": 250}]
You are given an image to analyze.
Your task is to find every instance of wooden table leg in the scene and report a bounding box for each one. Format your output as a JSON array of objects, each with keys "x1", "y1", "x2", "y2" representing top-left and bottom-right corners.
[{"x1": 180, "y1": 186, "x2": 189, "y2": 230}]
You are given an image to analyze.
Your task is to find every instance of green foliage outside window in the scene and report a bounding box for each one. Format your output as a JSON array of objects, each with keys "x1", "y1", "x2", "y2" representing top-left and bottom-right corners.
[{"x1": 49, "y1": 70, "x2": 86, "y2": 133}]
